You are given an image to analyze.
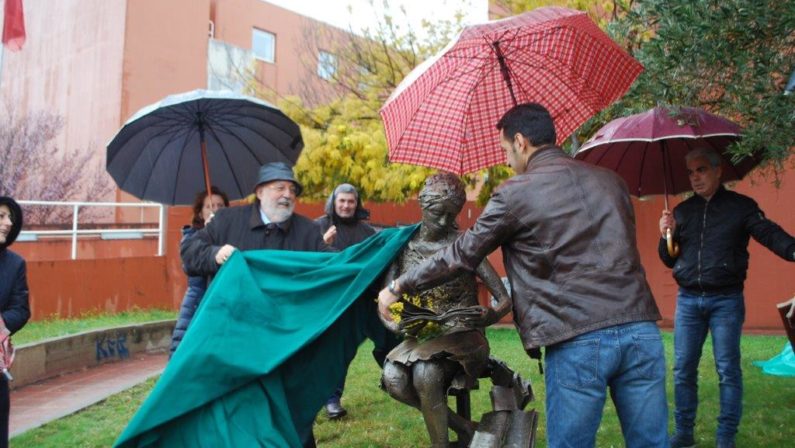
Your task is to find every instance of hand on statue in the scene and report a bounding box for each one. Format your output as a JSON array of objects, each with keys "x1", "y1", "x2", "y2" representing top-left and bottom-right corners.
[
  {"x1": 377, "y1": 286, "x2": 399, "y2": 322},
  {"x1": 323, "y1": 226, "x2": 337, "y2": 245},
  {"x1": 215, "y1": 244, "x2": 237, "y2": 265}
]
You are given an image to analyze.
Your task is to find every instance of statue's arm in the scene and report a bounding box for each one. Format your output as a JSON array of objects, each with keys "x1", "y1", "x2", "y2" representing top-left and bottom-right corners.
[{"x1": 474, "y1": 258, "x2": 512, "y2": 325}]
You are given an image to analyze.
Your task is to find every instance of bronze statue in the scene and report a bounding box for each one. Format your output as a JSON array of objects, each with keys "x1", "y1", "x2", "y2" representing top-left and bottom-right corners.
[{"x1": 379, "y1": 172, "x2": 511, "y2": 447}]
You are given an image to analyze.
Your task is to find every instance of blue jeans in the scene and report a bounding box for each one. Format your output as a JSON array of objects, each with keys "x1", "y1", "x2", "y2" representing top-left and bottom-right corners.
[
  {"x1": 673, "y1": 290, "x2": 744, "y2": 444},
  {"x1": 545, "y1": 321, "x2": 668, "y2": 448}
]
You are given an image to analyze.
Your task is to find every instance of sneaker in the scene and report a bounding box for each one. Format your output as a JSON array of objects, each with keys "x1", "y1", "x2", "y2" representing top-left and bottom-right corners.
[
  {"x1": 325, "y1": 401, "x2": 347, "y2": 420},
  {"x1": 670, "y1": 432, "x2": 695, "y2": 448}
]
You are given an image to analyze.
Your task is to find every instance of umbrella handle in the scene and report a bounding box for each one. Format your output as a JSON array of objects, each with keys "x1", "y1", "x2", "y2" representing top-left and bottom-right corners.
[{"x1": 666, "y1": 228, "x2": 680, "y2": 257}]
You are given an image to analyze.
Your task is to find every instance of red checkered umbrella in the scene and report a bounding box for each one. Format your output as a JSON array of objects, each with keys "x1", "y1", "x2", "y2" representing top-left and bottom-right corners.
[{"x1": 380, "y1": 7, "x2": 643, "y2": 175}]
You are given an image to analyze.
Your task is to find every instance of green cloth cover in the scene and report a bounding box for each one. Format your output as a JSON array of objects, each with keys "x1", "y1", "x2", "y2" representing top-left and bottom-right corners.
[
  {"x1": 753, "y1": 343, "x2": 795, "y2": 377},
  {"x1": 115, "y1": 225, "x2": 417, "y2": 447}
]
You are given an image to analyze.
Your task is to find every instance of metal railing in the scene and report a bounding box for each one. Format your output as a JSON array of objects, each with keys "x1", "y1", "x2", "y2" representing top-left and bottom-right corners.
[{"x1": 17, "y1": 200, "x2": 165, "y2": 260}]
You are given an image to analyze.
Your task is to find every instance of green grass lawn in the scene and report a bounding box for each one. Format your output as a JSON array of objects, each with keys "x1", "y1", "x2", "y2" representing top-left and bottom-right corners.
[
  {"x1": 12, "y1": 308, "x2": 176, "y2": 346},
  {"x1": 11, "y1": 328, "x2": 793, "y2": 447}
]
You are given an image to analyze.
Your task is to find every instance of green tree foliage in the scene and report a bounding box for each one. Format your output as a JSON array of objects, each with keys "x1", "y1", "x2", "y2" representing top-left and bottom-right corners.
[
  {"x1": 277, "y1": 95, "x2": 434, "y2": 202},
  {"x1": 608, "y1": 0, "x2": 794, "y2": 166},
  {"x1": 250, "y1": 2, "x2": 466, "y2": 203}
]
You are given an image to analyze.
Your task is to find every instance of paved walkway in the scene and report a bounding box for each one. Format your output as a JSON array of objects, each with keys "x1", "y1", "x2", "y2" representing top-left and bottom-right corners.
[{"x1": 9, "y1": 352, "x2": 167, "y2": 437}]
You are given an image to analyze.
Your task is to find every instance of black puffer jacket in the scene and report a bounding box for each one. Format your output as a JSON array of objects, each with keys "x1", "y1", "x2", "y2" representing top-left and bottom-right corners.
[
  {"x1": 0, "y1": 196, "x2": 31, "y2": 335},
  {"x1": 169, "y1": 227, "x2": 208, "y2": 357},
  {"x1": 659, "y1": 186, "x2": 795, "y2": 295}
]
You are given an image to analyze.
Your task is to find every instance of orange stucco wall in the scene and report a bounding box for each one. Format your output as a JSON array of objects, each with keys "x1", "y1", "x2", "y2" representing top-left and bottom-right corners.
[
  {"x1": 210, "y1": 0, "x2": 345, "y2": 104},
  {"x1": 13, "y1": 238, "x2": 159, "y2": 261},
  {"x1": 26, "y1": 256, "x2": 172, "y2": 320},
  {"x1": 114, "y1": 0, "x2": 213, "y2": 213},
  {"x1": 120, "y1": 0, "x2": 210, "y2": 120}
]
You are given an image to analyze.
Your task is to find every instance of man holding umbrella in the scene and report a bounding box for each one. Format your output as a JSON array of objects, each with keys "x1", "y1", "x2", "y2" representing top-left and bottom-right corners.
[
  {"x1": 378, "y1": 103, "x2": 668, "y2": 447},
  {"x1": 659, "y1": 148, "x2": 795, "y2": 448},
  {"x1": 181, "y1": 161, "x2": 330, "y2": 447}
]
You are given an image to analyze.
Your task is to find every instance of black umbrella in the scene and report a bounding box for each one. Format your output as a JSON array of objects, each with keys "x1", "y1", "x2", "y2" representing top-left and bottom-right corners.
[{"x1": 106, "y1": 89, "x2": 303, "y2": 205}]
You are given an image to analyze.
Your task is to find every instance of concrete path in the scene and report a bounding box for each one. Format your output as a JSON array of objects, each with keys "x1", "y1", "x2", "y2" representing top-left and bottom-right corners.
[{"x1": 9, "y1": 352, "x2": 167, "y2": 437}]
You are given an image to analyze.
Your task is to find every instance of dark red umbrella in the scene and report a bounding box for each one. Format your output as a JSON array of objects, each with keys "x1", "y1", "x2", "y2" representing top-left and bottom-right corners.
[
  {"x1": 380, "y1": 7, "x2": 643, "y2": 175},
  {"x1": 574, "y1": 106, "x2": 759, "y2": 255}
]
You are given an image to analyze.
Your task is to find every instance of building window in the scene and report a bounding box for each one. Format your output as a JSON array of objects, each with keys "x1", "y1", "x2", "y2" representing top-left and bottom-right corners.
[
  {"x1": 317, "y1": 51, "x2": 337, "y2": 80},
  {"x1": 252, "y1": 28, "x2": 275, "y2": 63}
]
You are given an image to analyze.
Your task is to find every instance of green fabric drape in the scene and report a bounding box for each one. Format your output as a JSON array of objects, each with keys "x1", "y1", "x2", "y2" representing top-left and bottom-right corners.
[
  {"x1": 753, "y1": 343, "x2": 795, "y2": 377},
  {"x1": 115, "y1": 225, "x2": 417, "y2": 447}
]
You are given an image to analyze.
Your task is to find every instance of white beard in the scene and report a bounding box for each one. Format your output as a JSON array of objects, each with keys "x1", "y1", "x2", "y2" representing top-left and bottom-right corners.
[{"x1": 262, "y1": 199, "x2": 294, "y2": 223}]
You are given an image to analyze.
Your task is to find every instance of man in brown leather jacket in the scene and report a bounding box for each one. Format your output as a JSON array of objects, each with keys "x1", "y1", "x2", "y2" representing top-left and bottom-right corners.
[{"x1": 378, "y1": 103, "x2": 668, "y2": 448}]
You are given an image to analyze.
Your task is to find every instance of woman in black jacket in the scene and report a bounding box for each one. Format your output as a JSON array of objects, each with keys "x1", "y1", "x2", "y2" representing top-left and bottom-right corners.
[
  {"x1": 169, "y1": 187, "x2": 229, "y2": 358},
  {"x1": 0, "y1": 196, "x2": 31, "y2": 448}
]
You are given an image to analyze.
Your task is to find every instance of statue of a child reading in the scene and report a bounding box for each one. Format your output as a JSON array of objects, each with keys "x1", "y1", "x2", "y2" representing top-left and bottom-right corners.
[{"x1": 379, "y1": 172, "x2": 511, "y2": 447}]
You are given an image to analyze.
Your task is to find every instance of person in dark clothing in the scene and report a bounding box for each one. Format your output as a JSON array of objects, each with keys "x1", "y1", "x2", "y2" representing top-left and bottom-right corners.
[
  {"x1": 181, "y1": 162, "x2": 331, "y2": 277},
  {"x1": 180, "y1": 162, "x2": 330, "y2": 448},
  {"x1": 315, "y1": 183, "x2": 399, "y2": 420},
  {"x1": 378, "y1": 173, "x2": 511, "y2": 447},
  {"x1": 659, "y1": 147, "x2": 795, "y2": 448},
  {"x1": 378, "y1": 103, "x2": 668, "y2": 448},
  {"x1": 317, "y1": 183, "x2": 375, "y2": 250},
  {"x1": 0, "y1": 196, "x2": 31, "y2": 448},
  {"x1": 169, "y1": 187, "x2": 229, "y2": 358}
]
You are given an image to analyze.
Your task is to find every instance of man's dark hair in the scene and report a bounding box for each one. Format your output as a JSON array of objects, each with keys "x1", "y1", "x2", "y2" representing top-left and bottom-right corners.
[{"x1": 496, "y1": 103, "x2": 556, "y2": 147}]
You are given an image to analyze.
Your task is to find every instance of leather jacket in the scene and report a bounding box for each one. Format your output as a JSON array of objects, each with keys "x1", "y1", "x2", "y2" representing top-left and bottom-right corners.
[
  {"x1": 658, "y1": 186, "x2": 795, "y2": 295},
  {"x1": 399, "y1": 146, "x2": 661, "y2": 350}
]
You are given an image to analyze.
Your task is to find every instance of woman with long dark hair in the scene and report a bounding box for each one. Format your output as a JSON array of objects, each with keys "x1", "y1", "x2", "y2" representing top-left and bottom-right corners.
[{"x1": 169, "y1": 187, "x2": 229, "y2": 357}]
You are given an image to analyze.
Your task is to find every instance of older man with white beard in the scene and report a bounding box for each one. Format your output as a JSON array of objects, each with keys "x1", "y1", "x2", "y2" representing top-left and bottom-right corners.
[
  {"x1": 181, "y1": 162, "x2": 331, "y2": 447},
  {"x1": 182, "y1": 161, "x2": 331, "y2": 280}
]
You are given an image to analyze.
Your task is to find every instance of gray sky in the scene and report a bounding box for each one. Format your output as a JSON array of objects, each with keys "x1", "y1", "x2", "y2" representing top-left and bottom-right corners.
[{"x1": 264, "y1": 0, "x2": 488, "y2": 35}]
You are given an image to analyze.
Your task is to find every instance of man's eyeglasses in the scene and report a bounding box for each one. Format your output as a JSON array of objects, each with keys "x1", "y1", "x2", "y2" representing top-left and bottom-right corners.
[{"x1": 265, "y1": 184, "x2": 298, "y2": 195}]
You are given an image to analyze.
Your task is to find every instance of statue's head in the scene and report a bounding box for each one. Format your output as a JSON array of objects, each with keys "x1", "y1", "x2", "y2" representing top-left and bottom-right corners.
[{"x1": 418, "y1": 172, "x2": 466, "y2": 236}]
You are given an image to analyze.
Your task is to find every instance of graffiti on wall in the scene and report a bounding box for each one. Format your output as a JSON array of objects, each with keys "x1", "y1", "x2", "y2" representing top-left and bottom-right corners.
[{"x1": 96, "y1": 333, "x2": 130, "y2": 361}]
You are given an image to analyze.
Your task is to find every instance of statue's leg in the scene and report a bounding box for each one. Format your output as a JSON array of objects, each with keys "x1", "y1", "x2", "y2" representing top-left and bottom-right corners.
[
  {"x1": 381, "y1": 360, "x2": 421, "y2": 407},
  {"x1": 447, "y1": 409, "x2": 477, "y2": 444},
  {"x1": 413, "y1": 360, "x2": 459, "y2": 448},
  {"x1": 382, "y1": 360, "x2": 475, "y2": 443}
]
